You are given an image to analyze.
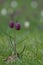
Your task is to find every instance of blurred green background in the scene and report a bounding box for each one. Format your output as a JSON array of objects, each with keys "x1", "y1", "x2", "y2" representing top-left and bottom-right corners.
[{"x1": 0, "y1": 0, "x2": 43, "y2": 65}]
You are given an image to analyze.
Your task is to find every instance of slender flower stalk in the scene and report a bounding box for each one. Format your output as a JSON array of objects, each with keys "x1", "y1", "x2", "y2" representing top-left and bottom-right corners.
[{"x1": 14, "y1": 28, "x2": 17, "y2": 55}]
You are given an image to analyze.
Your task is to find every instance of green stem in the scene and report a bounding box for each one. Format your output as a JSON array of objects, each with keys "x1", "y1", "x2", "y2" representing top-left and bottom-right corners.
[{"x1": 14, "y1": 29, "x2": 17, "y2": 55}]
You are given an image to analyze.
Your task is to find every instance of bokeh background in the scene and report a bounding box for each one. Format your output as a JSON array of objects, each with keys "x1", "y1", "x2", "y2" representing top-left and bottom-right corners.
[{"x1": 0, "y1": 0, "x2": 43, "y2": 65}]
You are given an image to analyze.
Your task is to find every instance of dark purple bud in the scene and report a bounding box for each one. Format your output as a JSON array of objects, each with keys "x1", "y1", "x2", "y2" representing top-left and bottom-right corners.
[
  {"x1": 9, "y1": 21, "x2": 14, "y2": 28},
  {"x1": 15, "y1": 23, "x2": 21, "y2": 30}
]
